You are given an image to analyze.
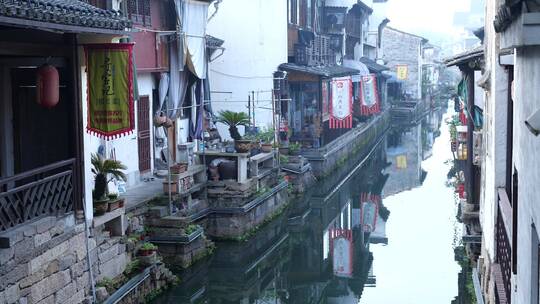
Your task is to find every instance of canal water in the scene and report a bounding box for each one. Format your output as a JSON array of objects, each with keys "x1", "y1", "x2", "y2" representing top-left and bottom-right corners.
[{"x1": 154, "y1": 107, "x2": 461, "y2": 303}]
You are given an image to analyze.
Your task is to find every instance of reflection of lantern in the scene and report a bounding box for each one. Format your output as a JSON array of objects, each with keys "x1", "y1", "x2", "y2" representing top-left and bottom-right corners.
[{"x1": 36, "y1": 64, "x2": 59, "y2": 108}]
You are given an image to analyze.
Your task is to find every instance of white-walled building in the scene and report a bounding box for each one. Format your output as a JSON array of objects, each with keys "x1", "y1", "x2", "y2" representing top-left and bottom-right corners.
[{"x1": 206, "y1": 0, "x2": 288, "y2": 139}]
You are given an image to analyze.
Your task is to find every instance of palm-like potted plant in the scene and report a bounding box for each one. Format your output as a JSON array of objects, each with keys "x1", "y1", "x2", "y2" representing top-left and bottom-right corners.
[
  {"x1": 259, "y1": 127, "x2": 275, "y2": 153},
  {"x1": 91, "y1": 154, "x2": 127, "y2": 215},
  {"x1": 216, "y1": 110, "x2": 252, "y2": 153}
]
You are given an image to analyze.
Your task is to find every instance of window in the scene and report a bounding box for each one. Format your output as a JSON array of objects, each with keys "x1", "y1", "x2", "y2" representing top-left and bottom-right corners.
[
  {"x1": 306, "y1": 0, "x2": 312, "y2": 28},
  {"x1": 288, "y1": 0, "x2": 299, "y2": 25},
  {"x1": 127, "y1": 0, "x2": 151, "y2": 26}
]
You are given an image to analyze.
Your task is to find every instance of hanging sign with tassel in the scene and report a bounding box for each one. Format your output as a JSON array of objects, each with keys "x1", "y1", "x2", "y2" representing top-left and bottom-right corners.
[
  {"x1": 329, "y1": 76, "x2": 353, "y2": 129},
  {"x1": 85, "y1": 43, "x2": 135, "y2": 140}
]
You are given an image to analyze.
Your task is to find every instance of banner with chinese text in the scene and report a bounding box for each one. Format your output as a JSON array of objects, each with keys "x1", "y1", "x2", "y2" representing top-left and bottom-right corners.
[
  {"x1": 330, "y1": 228, "x2": 353, "y2": 278},
  {"x1": 359, "y1": 192, "x2": 380, "y2": 233},
  {"x1": 330, "y1": 77, "x2": 352, "y2": 129},
  {"x1": 322, "y1": 81, "x2": 330, "y2": 122},
  {"x1": 85, "y1": 43, "x2": 135, "y2": 140},
  {"x1": 396, "y1": 64, "x2": 408, "y2": 80},
  {"x1": 360, "y1": 74, "x2": 380, "y2": 116}
]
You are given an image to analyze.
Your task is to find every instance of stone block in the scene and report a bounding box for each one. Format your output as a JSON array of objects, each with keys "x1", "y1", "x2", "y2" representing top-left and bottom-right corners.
[
  {"x1": 98, "y1": 244, "x2": 118, "y2": 264},
  {"x1": 29, "y1": 240, "x2": 68, "y2": 273},
  {"x1": 63, "y1": 289, "x2": 84, "y2": 304},
  {"x1": 45, "y1": 260, "x2": 59, "y2": 276},
  {"x1": 0, "y1": 230, "x2": 24, "y2": 249},
  {"x1": 69, "y1": 234, "x2": 87, "y2": 262},
  {"x1": 18, "y1": 297, "x2": 28, "y2": 304},
  {"x1": 36, "y1": 294, "x2": 54, "y2": 304},
  {"x1": 35, "y1": 217, "x2": 56, "y2": 234},
  {"x1": 75, "y1": 272, "x2": 89, "y2": 293},
  {"x1": 97, "y1": 254, "x2": 126, "y2": 281},
  {"x1": 4, "y1": 284, "x2": 20, "y2": 304},
  {"x1": 0, "y1": 248, "x2": 14, "y2": 266},
  {"x1": 14, "y1": 238, "x2": 35, "y2": 260},
  {"x1": 58, "y1": 254, "x2": 76, "y2": 271},
  {"x1": 0, "y1": 263, "x2": 28, "y2": 290},
  {"x1": 30, "y1": 270, "x2": 70, "y2": 302},
  {"x1": 55, "y1": 282, "x2": 76, "y2": 303},
  {"x1": 70, "y1": 261, "x2": 87, "y2": 279},
  {"x1": 95, "y1": 287, "x2": 108, "y2": 303},
  {"x1": 34, "y1": 232, "x2": 52, "y2": 248},
  {"x1": 21, "y1": 226, "x2": 37, "y2": 238},
  {"x1": 19, "y1": 269, "x2": 45, "y2": 289}
]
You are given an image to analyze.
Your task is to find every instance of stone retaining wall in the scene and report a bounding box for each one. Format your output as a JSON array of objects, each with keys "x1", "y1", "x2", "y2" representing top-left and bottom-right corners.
[{"x1": 0, "y1": 214, "x2": 130, "y2": 304}]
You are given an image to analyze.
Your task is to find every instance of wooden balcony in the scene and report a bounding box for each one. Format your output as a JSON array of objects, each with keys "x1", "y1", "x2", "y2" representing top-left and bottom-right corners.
[
  {"x1": 494, "y1": 188, "x2": 512, "y2": 304},
  {"x1": 0, "y1": 159, "x2": 77, "y2": 234}
]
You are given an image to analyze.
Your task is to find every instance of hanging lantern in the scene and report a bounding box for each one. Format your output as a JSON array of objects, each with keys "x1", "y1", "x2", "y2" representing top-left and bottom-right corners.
[{"x1": 36, "y1": 64, "x2": 59, "y2": 108}]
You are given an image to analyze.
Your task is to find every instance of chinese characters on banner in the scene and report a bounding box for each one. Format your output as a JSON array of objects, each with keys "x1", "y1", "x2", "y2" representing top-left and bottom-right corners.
[
  {"x1": 85, "y1": 44, "x2": 135, "y2": 140},
  {"x1": 396, "y1": 64, "x2": 408, "y2": 80},
  {"x1": 330, "y1": 228, "x2": 353, "y2": 278},
  {"x1": 330, "y1": 77, "x2": 353, "y2": 129},
  {"x1": 360, "y1": 74, "x2": 380, "y2": 115},
  {"x1": 359, "y1": 192, "x2": 380, "y2": 233}
]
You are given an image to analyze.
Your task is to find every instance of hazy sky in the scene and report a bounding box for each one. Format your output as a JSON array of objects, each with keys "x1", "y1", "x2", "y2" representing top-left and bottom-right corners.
[{"x1": 376, "y1": 0, "x2": 472, "y2": 44}]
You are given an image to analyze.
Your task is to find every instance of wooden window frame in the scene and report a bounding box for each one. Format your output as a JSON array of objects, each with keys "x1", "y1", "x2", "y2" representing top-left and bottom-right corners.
[{"x1": 127, "y1": 0, "x2": 152, "y2": 27}]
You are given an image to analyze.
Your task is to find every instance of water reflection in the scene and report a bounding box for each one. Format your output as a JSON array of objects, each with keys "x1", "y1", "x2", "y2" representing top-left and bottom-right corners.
[{"x1": 155, "y1": 107, "x2": 456, "y2": 303}]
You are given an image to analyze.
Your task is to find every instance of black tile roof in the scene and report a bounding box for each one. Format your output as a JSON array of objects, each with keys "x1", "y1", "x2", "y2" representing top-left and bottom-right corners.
[
  {"x1": 359, "y1": 57, "x2": 389, "y2": 73},
  {"x1": 0, "y1": 0, "x2": 131, "y2": 33},
  {"x1": 279, "y1": 63, "x2": 360, "y2": 78},
  {"x1": 444, "y1": 46, "x2": 484, "y2": 67}
]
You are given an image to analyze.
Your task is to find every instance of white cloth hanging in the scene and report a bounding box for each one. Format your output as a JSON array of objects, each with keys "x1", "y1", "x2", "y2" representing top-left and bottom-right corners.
[
  {"x1": 168, "y1": 42, "x2": 189, "y2": 119},
  {"x1": 183, "y1": 0, "x2": 209, "y2": 79},
  {"x1": 158, "y1": 72, "x2": 169, "y2": 110}
]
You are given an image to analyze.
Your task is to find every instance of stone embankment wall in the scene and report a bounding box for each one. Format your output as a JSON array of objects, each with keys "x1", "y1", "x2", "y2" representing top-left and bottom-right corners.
[{"x1": 0, "y1": 215, "x2": 121, "y2": 304}]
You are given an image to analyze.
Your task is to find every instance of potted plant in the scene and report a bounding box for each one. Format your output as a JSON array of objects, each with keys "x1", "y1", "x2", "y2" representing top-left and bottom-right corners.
[
  {"x1": 138, "y1": 242, "x2": 158, "y2": 265},
  {"x1": 91, "y1": 154, "x2": 127, "y2": 215},
  {"x1": 138, "y1": 242, "x2": 158, "y2": 256},
  {"x1": 216, "y1": 110, "x2": 251, "y2": 153},
  {"x1": 107, "y1": 193, "x2": 124, "y2": 212},
  {"x1": 259, "y1": 128, "x2": 275, "y2": 153},
  {"x1": 288, "y1": 142, "x2": 302, "y2": 156}
]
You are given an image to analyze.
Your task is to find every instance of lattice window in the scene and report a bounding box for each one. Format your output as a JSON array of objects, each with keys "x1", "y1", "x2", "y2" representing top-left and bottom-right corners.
[{"x1": 127, "y1": 0, "x2": 151, "y2": 26}]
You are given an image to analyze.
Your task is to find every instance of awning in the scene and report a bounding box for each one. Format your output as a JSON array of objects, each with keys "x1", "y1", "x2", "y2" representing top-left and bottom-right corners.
[
  {"x1": 358, "y1": 57, "x2": 389, "y2": 73},
  {"x1": 444, "y1": 46, "x2": 484, "y2": 67},
  {"x1": 343, "y1": 59, "x2": 370, "y2": 82},
  {"x1": 279, "y1": 63, "x2": 360, "y2": 78}
]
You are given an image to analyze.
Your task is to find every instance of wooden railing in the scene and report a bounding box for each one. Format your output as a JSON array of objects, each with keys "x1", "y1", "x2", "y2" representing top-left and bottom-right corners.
[
  {"x1": 495, "y1": 188, "x2": 512, "y2": 304},
  {"x1": 0, "y1": 159, "x2": 76, "y2": 233}
]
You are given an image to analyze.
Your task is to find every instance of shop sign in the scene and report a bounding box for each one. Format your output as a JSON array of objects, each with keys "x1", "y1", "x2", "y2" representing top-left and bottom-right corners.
[
  {"x1": 330, "y1": 77, "x2": 352, "y2": 129},
  {"x1": 85, "y1": 43, "x2": 135, "y2": 140}
]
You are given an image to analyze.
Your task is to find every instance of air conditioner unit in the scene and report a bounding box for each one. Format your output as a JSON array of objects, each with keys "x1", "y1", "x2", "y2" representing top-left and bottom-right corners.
[{"x1": 324, "y1": 7, "x2": 347, "y2": 31}]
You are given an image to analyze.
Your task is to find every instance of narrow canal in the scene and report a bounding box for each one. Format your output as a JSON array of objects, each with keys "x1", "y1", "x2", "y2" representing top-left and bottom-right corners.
[{"x1": 154, "y1": 106, "x2": 460, "y2": 303}]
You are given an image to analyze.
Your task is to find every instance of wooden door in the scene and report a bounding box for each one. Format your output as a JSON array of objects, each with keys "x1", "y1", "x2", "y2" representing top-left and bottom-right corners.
[{"x1": 137, "y1": 96, "x2": 151, "y2": 173}]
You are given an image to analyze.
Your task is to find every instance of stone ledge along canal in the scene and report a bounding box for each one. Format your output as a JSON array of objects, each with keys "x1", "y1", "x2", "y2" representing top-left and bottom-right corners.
[{"x1": 154, "y1": 107, "x2": 461, "y2": 303}]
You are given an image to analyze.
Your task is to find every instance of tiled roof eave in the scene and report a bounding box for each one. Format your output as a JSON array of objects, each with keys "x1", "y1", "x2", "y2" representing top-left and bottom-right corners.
[
  {"x1": 0, "y1": 0, "x2": 131, "y2": 32},
  {"x1": 0, "y1": 14, "x2": 130, "y2": 34}
]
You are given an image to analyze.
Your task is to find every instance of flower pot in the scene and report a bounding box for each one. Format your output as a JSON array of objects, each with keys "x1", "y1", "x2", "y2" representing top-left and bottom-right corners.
[
  {"x1": 234, "y1": 140, "x2": 252, "y2": 153},
  {"x1": 279, "y1": 147, "x2": 289, "y2": 155},
  {"x1": 139, "y1": 251, "x2": 158, "y2": 266},
  {"x1": 261, "y1": 143, "x2": 273, "y2": 153},
  {"x1": 163, "y1": 180, "x2": 178, "y2": 194},
  {"x1": 138, "y1": 249, "x2": 156, "y2": 257},
  {"x1": 171, "y1": 163, "x2": 188, "y2": 174},
  {"x1": 93, "y1": 199, "x2": 109, "y2": 216},
  {"x1": 107, "y1": 198, "x2": 124, "y2": 212}
]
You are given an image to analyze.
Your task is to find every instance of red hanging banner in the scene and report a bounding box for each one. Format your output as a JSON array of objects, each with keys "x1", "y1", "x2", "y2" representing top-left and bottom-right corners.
[
  {"x1": 85, "y1": 43, "x2": 135, "y2": 140},
  {"x1": 360, "y1": 74, "x2": 380, "y2": 116},
  {"x1": 329, "y1": 76, "x2": 353, "y2": 129},
  {"x1": 330, "y1": 228, "x2": 354, "y2": 278}
]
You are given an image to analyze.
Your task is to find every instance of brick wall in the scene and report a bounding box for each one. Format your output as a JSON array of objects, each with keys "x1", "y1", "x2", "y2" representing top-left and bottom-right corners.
[{"x1": 382, "y1": 27, "x2": 424, "y2": 100}]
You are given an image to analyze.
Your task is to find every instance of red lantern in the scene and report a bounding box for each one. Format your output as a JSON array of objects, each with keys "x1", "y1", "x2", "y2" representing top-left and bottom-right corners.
[{"x1": 36, "y1": 64, "x2": 59, "y2": 108}]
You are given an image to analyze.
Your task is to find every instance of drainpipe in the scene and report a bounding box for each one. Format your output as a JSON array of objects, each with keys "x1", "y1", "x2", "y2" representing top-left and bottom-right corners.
[{"x1": 376, "y1": 18, "x2": 390, "y2": 60}]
